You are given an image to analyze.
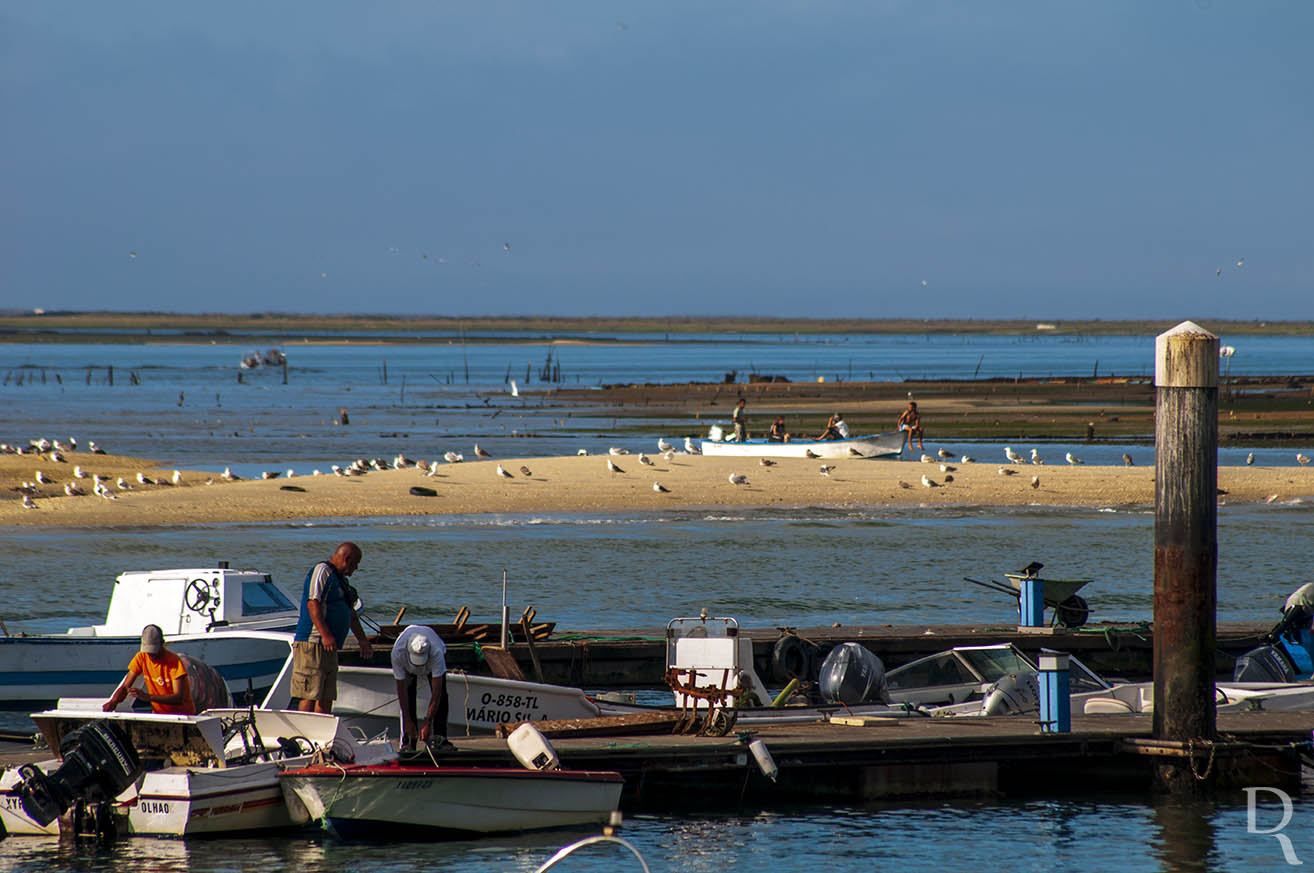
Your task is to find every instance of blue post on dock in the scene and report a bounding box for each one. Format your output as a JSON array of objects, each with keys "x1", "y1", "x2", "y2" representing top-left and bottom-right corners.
[
  {"x1": 1038, "y1": 651, "x2": 1071, "y2": 733},
  {"x1": 1018, "y1": 578, "x2": 1045, "y2": 628}
]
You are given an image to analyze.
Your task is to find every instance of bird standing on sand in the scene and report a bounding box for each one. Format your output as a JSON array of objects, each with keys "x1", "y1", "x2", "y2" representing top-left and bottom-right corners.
[
  {"x1": 520, "y1": 465, "x2": 532, "y2": 477},
  {"x1": 663, "y1": 450, "x2": 675, "y2": 462},
  {"x1": 22, "y1": 495, "x2": 37, "y2": 509},
  {"x1": 74, "y1": 466, "x2": 88, "y2": 479},
  {"x1": 759, "y1": 458, "x2": 776, "y2": 467},
  {"x1": 1246, "y1": 452, "x2": 1255, "y2": 465},
  {"x1": 653, "y1": 482, "x2": 670, "y2": 493},
  {"x1": 1031, "y1": 475, "x2": 1040, "y2": 489},
  {"x1": 35, "y1": 471, "x2": 52, "y2": 484},
  {"x1": 88, "y1": 441, "x2": 106, "y2": 454},
  {"x1": 920, "y1": 453, "x2": 933, "y2": 463},
  {"x1": 1299, "y1": 454, "x2": 1311, "y2": 466},
  {"x1": 638, "y1": 453, "x2": 654, "y2": 466},
  {"x1": 64, "y1": 482, "x2": 86, "y2": 497},
  {"x1": 1065, "y1": 452, "x2": 1083, "y2": 465},
  {"x1": 607, "y1": 459, "x2": 625, "y2": 474},
  {"x1": 608, "y1": 447, "x2": 629, "y2": 456},
  {"x1": 172, "y1": 470, "x2": 183, "y2": 484},
  {"x1": 939, "y1": 464, "x2": 956, "y2": 473},
  {"x1": 684, "y1": 437, "x2": 700, "y2": 455},
  {"x1": 474, "y1": 444, "x2": 491, "y2": 458},
  {"x1": 137, "y1": 472, "x2": 155, "y2": 485},
  {"x1": 496, "y1": 464, "x2": 513, "y2": 478},
  {"x1": 221, "y1": 467, "x2": 239, "y2": 481},
  {"x1": 921, "y1": 475, "x2": 938, "y2": 488},
  {"x1": 898, "y1": 481, "x2": 912, "y2": 489},
  {"x1": 961, "y1": 455, "x2": 975, "y2": 464},
  {"x1": 261, "y1": 471, "x2": 280, "y2": 480},
  {"x1": 1004, "y1": 447, "x2": 1023, "y2": 464},
  {"x1": 805, "y1": 448, "x2": 820, "y2": 459},
  {"x1": 427, "y1": 461, "x2": 440, "y2": 476},
  {"x1": 729, "y1": 472, "x2": 748, "y2": 485},
  {"x1": 1122, "y1": 453, "x2": 1134, "y2": 466},
  {"x1": 1030, "y1": 449, "x2": 1044, "y2": 465},
  {"x1": 998, "y1": 467, "x2": 1017, "y2": 476},
  {"x1": 938, "y1": 448, "x2": 954, "y2": 460},
  {"x1": 658, "y1": 438, "x2": 674, "y2": 453},
  {"x1": 819, "y1": 464, "x2": 835, "y2": 476},
  {"x1": 444, "y1": 451, "x2": 463, "y2": 463}
]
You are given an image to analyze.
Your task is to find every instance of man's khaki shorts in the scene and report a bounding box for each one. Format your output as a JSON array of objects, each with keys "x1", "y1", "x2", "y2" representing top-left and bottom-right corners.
[{"x1": 291, "y1": 640, "x2": 338, "y2": 702}]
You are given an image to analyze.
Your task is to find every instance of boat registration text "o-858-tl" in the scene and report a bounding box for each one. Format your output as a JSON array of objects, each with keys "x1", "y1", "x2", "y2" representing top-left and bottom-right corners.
[{"x1": 466, "y1": 692, "x2": 546, "y2": 725}]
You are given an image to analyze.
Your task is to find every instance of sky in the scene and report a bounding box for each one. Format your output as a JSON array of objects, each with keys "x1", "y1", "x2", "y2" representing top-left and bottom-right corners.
[{"x1": 1, "y1": 1, "x2": 1311, "y2": 319}]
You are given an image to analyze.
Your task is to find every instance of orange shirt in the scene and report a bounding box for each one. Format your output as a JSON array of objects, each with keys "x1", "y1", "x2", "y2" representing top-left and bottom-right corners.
[{"x1": 127, "y1": 650, "x2": 196, "y2": 715}]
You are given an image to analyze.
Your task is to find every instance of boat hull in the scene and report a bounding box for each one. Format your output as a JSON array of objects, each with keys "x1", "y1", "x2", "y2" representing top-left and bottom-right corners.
[
  {"x1": 280, "y1": 763, "x2": 623, "y2": 838},
  {"x1": 699, "y1": 432, "x2": 905, "y2": 459},
  {"x1": 0, "y1": 632, "x2": 293, "y2": 711}
]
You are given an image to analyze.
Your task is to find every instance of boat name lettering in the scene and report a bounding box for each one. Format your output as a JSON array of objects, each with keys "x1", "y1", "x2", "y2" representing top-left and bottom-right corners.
[
  {"x1": 397, "y1": 780, "x2": 433, "y2": 791},
  {"x1": 466, "y1": 707, "x2": 543, "y2": 724},
  {"x1": 140, "y1": 800, "x2": 170, "y2": 814},
  {"x1": 478, "y1": 693, "x2": 540, "y2": 709},
  {"x1": 2, "y1": 795, "x2": 21, "y2": 811}
]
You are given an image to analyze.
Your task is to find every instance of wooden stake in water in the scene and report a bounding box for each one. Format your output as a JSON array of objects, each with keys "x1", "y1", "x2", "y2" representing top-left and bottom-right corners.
[{"x1": 500, "y1": 569, "x2": 510, "y2": 648}]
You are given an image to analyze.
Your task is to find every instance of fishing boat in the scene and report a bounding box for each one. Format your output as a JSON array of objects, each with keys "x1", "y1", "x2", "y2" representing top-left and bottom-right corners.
[
  {"x1": 0, "y1": 565, "x2": 299, "y2": 711},
  {"x1": 699, "y1": 425, "x2": 904, "y2": 459},
  {"x1": 0, "y1": 706, "x2": 393, "y2": 837},
  {"x1": 279, "y1": 760, "x2": 624, "y2": 839}
]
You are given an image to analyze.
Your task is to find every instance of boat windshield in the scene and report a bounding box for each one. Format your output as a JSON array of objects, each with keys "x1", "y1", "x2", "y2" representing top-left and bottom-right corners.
[
  {"x1": 242, "y1": 579, "x2": 296, "y2": 616},
  {"x1": 960, "y1": 647, "x2": 1033, "y2": 682}
]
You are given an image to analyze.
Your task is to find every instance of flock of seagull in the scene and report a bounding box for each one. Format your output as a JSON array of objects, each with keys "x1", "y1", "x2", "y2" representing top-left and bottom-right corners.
[{"x1": 7, "y1": 433, "x2": 1313, "y2": 511}]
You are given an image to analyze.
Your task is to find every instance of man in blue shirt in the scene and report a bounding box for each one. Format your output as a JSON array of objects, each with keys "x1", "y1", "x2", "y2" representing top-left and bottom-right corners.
[{"x1": 292, "y1": 542, "x2": 374, "y2": 713}]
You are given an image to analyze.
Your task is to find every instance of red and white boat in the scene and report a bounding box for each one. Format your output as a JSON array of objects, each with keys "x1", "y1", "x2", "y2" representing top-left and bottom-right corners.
[{"x1": 279, "y1": 760, "x2": 624, "y2": 839}]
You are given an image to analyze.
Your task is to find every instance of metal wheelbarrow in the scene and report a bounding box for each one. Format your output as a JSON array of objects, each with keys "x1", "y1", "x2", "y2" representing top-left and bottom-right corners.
[{"x1": 964, "y1": 563, "x2": 1092, "y2": 628}]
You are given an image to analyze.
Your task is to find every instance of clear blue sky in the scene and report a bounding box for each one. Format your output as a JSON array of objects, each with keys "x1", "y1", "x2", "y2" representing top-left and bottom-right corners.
[{"x1": 2, "y1": 2, "x2": 1310, "y2": 319}]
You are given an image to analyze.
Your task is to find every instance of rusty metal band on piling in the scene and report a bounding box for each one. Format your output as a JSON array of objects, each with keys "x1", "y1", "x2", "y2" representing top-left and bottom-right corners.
[{"x1": 1153, "y1": 322, "x2": 1218, "y2": 754}]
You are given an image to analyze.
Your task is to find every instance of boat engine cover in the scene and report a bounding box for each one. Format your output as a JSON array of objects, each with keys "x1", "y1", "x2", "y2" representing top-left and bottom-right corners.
[
  {"x1": 817, "y1": 642, "x2": 888, "y2": 705},
  {"x1": 1232, "y1": 645, "x2": 1298, "y2": 683},
  {"x1": 17, "y1": 720, "x2": 142, "y2": 827}
]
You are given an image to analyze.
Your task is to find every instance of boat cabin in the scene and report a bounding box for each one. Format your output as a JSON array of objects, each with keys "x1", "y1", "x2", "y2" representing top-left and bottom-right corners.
[{"x1": 67, "y1": 567, "x2": 300, "y2": 638}]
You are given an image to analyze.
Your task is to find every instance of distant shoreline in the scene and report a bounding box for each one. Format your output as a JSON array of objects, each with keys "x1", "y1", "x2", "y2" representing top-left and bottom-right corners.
[{"x1": 2, "y1": 312, "x2": 1314, "y2": 344}]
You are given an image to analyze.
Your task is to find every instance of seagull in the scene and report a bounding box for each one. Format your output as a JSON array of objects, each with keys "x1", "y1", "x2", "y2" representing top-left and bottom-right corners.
[
  {"x1": 520, "y1": 465, "x2": 532, "y2": 477},
  {"x1": 1004, "y1": 447, "x2": 1023, "y2": 464},
  {"x1": 509, "y1": 380, "x2": 519, "y2": 398},
  {"x1": 117, "y1": 476, "x2": 132, "y2": 489},
  {"x1": 920, "y1": 454, "x2": 934, "y2": 463},
  {"x1": 496, "y1": 464, "x2": 513, "y2": 478},
  {"x1": 653, "y1": 481, "x2": 670, "y2": 493},
  {"x1": 729, "y1": 472, "x2": 749, "y2": 485},
  {"x1": 1065, "y1": 452, "x2": 1083, "y2": 465},
  {"x1": 49, "y1": 451, "x2": 66, "y2": 463},
  {"x1": 638, "y1": 453, "x2": 654, "y2": 466},
  {"x1": 939, "y1": 464, "x2": 956, "y2": 473},
  {"x1": 658, "y1": 438, "x2": 674, "y2": 453},
  {"x1": 608, "y1": 447, "x2": 629, "y2": 456},
  {"x1": 444, "y1": 451, "x2": 463, "y2": 463},
  {"x1": 474, "y1": 444, "x2": 491, "y2": 458},
  {"x1": 607, "y1": 459, "x2": 625, "y2": 474},
  {"x1": 898, "y1": 480, "x2": 912, "y2": 489},
  {"x1": 759, "y1": 458, "x2": 776, "y2": 467},
  {"x1": 64, "y1": 482, "x2": 86, "y2": 497},
  {"x1": 261, "y1": 471, "x2": 280, "y2": 480},
  {"x1": 998, "y1": 466, "x2": 1018, "y2": 476},
  {"x1": 684, "y1": 437, "x2": 700, "y2": 455},
  {"x1": 1122, "y1": 453, "x2": 1134, "y2": 466},
  {"x1": 819, "y1": 464, "x2": 835, "y2": 476},
  {"x1": 74, "y1": 466, "x2": 88, "y2": 479},
  {"x1": 221, "y1": 467, "x2": 239, "y2": 481},
  {"x1": 1246, "y1": 452, "x2": 1255, "y2": 465},
  {"x1": 35, "y1": 471, "x2": 52, "y2": 484},
  {"x1": 95, "y1": 482, "x2": 117, "y2": 500},
  {"x1": 427, "y1": 461, "x2": 440, "y2": 476},
  {"x1": 285, "y1": 469, "x2": 295, "y2": 479},
  {"x1": 848, "y1": 447, "x2": 864, "y2": 457},
  {"x1": 577, "y1": 449, "x2": 588, "y2": 456},
  {"x1": 1031, "y1": 475, "x2": 1040, "y2": 489},
  {"x1": 1299, "y1": 454, "x2": 1311, "y2": 466},
  {"x1": 1030, "y1": 449, "x2": 1044, "y2": 465},
  {"x1": 938, "y1": 448, "x2": 954, "y2": 459},
  {"x1": 1266, "y1": 493, "x2": 1279, "y2": 503},
  {"x1": 89, "y1": 441, "x2": 106, "y2": 454},
  {"x1": 805, "y1": 448, "x2": 820, "y2": 459},
  {"x1": 1236, "y1": 257, "x2": 1245, "y2": 267},
  {"x1": 961, "y1": 455, "x2": 975, "y2": 464},
  {"x1": 662, "y1": 450, "x2": 675, "y2": 462},
  {"x1": 138, "y1": 472, "x2": 157, "y2": 485},
  {"x1": 331, "y1": 465, "x2": 344, "y2": 477},
  {"x1": 22, "y1": 495, "x2": 37, "y2": 509},
  {"x1": 943, "y1": 474, "x2": 954, "y2": 483},
  {"x1": 921, "y1": 475, "x2": 938, "y2": 488}
]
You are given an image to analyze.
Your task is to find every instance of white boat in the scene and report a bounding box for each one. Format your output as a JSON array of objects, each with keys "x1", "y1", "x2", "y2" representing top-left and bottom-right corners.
[
  {"x1": 0, "y1": 706, "x2": 393, "y2": 837},
  {"x1": 279, "y1": 760, "x2": 624, "y2": 839},
  {"x1": 0, "y1": 566, "x2": 299, "y2": 711},
  {"x1": 699, "y1": 427, "x2": 904, "y2": 459}
]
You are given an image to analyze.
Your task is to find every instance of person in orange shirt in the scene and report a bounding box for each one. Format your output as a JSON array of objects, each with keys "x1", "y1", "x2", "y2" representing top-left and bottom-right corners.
[{"x1": 102, "y1": 624, "x2": 196, "y2": 715}]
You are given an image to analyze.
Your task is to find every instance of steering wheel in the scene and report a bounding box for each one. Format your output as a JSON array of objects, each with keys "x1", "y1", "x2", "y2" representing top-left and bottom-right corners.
[{"x1": 185, "y1": 579, "x2": 212, "y2": 613}]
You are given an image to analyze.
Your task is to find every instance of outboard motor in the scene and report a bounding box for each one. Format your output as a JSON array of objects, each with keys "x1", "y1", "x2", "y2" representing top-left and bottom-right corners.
[
  {"x1": 980, "y1": 673, "x2": 1040, "y2": 716},
  {"x1": 1234, "y1": 590, "x2": 1314, "y2": 682},
  {"x1": 1232, "y1": 644, "x2": 1298, "y2": 683},
  {"x1": 817, "y1": 642, "x2": 888, "y2": 704},
  {"x1": 17, "y1": 720, "x2": 142, "y2": 835}
]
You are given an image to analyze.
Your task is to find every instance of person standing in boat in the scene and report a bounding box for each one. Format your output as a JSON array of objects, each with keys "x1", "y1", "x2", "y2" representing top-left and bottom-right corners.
[
  {"x1": 732, "y1": 398, "x2": 748, "y2": 442},
  {"x1": 292, "y1": 542, "x2": 374, "y2": 714},
  {"x1": 102, "y1": 624, "x2": 196, "y2": 715},
  {"x1": 897, "y1": 401, "x2": 924, "y2": 453},
  {"x1": 767, "y1": 416, "x2": 790, "y2": 442},
  {"x1": 390, "y1": 624, "x2": 450, "y2": 752}
]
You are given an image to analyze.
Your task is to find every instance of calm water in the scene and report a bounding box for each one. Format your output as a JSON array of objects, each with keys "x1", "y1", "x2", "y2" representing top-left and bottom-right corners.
[{"x1": 4, "y1": 333, "x2": 1314, "y2": 871}]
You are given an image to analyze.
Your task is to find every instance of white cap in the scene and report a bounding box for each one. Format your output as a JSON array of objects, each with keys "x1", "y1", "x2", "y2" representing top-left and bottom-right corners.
[{"x1": 407, "y1": 634, "x2": 431, "y2": 666}]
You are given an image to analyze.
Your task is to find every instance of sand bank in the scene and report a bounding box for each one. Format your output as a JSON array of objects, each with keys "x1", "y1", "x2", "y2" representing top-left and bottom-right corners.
[{"x1": 2, "y1": 451, "x2": 1310, "y2": 528}]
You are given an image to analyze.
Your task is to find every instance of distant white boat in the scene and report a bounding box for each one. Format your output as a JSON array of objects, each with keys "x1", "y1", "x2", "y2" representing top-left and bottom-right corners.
[{"x1": 700, "y1": 426, "x2": 904, "y2": 460}]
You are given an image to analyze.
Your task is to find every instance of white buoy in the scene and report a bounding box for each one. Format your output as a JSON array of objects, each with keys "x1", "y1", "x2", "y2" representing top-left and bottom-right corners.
[{"x1": 748, "y1": 738, "x2": 778, "y2": 782}]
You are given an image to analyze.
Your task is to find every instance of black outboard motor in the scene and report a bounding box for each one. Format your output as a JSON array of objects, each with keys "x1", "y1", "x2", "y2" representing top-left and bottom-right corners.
[
  {"x1": 17, "y1": 720, "x2": 142, "y2": 835},
  {"x1": 818, "y1": 642, "x2": 889, "y2": 704},
  {"x1": 1232, "y1": 602, "x2": 1313, "y2": 682}
]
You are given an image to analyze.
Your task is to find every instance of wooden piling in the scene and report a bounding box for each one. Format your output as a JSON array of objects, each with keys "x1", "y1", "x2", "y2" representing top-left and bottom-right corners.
[{"x1": 1152, "y1": 321, "x2": 1218, "y2": 795}]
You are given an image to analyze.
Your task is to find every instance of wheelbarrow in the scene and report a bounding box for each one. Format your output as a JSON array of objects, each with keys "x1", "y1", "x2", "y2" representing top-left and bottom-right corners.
[{"x1": 964, "y1": 566, "x2": 1092, "y2": 628}]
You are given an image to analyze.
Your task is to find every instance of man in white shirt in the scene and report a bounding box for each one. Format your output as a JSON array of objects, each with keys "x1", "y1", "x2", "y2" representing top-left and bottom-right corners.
[{"x1": 390, "y1": 624, "x2": 449, "y2": 751}]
